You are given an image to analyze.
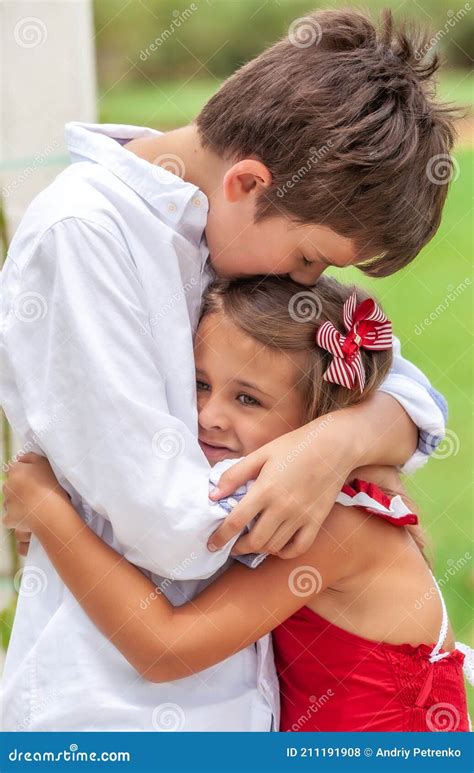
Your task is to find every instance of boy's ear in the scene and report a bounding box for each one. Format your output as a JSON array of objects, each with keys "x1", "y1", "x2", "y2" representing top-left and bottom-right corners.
[{"x1": 223, "y1": 160, "x2": 272, "y2": 203}]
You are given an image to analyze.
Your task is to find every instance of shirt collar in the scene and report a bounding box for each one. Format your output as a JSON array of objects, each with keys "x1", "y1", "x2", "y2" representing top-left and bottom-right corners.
[{"x1": 64, "y1": 122, "x2": 209, "y2": 233}]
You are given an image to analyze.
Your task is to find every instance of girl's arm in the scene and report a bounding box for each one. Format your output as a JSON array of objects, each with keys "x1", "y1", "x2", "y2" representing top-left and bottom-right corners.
[{"x1": 3, "y1": 454, "x2": 361, "y2": 682}]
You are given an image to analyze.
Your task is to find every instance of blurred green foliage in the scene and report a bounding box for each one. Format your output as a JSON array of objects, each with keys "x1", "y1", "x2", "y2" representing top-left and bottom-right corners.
[{"x1": 94, "y1": 0, "x2": 473, "y2": 90}]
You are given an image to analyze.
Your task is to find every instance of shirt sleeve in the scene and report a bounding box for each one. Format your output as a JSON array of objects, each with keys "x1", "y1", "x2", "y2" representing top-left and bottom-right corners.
[
  {"x1": 378, "y1": 336, "x2": 448, "y2": 474},
  {"x1": 1, "y1": 218, "x2": 253, "y2": 579}
]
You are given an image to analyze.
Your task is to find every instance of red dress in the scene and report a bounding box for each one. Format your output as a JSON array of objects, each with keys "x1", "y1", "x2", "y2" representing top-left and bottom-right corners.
[{"x1": 272, "y1": 480, "x2": 471, "y2": 732}]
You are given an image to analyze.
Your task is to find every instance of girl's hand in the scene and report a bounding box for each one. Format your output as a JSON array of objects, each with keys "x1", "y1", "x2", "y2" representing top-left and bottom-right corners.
[
  {"x1": 2, "y1": 452, "x2": 68, "y2": 533},
  {"x1": 15, "y1": 528, "x2": 32, "y2": 557}
]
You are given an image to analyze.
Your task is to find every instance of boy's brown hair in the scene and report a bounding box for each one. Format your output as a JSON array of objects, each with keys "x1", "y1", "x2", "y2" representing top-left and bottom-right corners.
[{"x1": 197, "y1": 8, "x2": 459, "y2": 277}]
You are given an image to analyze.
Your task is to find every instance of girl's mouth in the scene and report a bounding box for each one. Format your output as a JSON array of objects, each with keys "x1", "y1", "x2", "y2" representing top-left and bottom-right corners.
[{"x1": 198, "y1": 438, "x2": 237, "y2": 463}]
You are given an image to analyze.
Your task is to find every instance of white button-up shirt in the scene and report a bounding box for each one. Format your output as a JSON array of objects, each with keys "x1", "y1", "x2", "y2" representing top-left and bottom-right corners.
[{"x1": 0, "y1": 122, "x2": 446, "y2": 732}]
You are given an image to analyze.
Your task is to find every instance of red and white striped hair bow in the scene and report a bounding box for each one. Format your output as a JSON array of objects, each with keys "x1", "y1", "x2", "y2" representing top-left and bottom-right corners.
[{"x1": 316, "y1": 292, "x2": 392, "y2": 391}]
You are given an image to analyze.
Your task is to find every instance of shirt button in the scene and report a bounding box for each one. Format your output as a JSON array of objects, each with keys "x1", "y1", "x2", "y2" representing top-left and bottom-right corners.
[
  {"x1": 192, "y1": 196, "x2": 202, "y2": 207},
  {"x1": 167, "y1": 202, "x2": 177, "y2": 213}
]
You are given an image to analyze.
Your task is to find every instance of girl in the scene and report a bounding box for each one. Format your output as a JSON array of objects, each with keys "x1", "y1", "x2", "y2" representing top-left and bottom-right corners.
[{"x1": 4, "y1": 276, "x2": 471, "y2": 732}]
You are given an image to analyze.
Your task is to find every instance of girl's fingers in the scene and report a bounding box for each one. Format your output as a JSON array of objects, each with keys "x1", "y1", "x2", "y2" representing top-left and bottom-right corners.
[
  {"x1": 17, "y1": 539, "x2": 30, "y2": 557},
  {"x1": 15, "y1": 529, "x2": 31, "y2": 543},
  {"x1": 16, "y1": 452, "x2": 39, "y2": 464}
]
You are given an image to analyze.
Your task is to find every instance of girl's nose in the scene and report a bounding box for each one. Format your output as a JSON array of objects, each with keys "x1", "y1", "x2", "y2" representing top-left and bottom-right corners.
[{"x1": 198, "y1": 396, "x2": 230, "y2": 431}]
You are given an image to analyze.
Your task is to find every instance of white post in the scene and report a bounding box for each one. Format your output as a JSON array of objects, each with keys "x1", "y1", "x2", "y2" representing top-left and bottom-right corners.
[{"x1": 0, "y1": 0, "x2": 97, "y2": 663}]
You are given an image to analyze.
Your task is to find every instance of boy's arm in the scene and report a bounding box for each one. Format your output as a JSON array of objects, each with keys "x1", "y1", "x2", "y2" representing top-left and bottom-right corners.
[
  {"x1": 1, "y1": 218, "x2": 243, "y2": 580},
  {"x1": 378, "y1": 336, "x2": 447, "y2": 473}
]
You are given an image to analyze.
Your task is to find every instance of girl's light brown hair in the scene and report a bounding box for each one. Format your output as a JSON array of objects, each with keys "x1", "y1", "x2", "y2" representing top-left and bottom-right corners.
[
  {"x1": 201, "y1": 274, "x2": 430, "y2": 562},
  {"x1": 201, "y1": 274, "x2": 393, "y2": 422}
]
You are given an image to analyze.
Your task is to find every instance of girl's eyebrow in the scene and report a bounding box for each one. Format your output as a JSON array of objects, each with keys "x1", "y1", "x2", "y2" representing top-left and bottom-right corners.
[{"x1": 235, "y1": 379, "x2": 273, "y2": 399}]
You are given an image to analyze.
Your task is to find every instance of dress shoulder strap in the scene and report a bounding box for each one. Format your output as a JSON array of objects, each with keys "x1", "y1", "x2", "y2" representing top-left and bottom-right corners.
[
  {"x1": 427, "y1": 570, "x2": 450, "y2": 663},
  {"x1": 335, "y1": 478, "x2": 418, "y2": 526}
]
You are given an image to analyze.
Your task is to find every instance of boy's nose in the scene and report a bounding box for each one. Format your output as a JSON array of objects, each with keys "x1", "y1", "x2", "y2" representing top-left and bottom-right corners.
[{"x1": 289, "y1": 264, "x2": 326, "y2": 285}]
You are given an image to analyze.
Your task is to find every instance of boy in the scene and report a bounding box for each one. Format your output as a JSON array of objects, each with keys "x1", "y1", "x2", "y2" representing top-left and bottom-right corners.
[{"x1": 1, "y1": 9, "x2": 453, "y2": 730}]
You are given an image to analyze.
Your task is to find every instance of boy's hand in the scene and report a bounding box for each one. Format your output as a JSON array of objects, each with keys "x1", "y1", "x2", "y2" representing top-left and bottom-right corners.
[
  {"x1": 209, "y1": 412, "x2": 353, "y2": 559},
  {"x1": 2, "y1": 452, "x2": 67, "y2": 533},
  {"x1": 208, "y1": 393, "x2": 416, "y2": 559}
]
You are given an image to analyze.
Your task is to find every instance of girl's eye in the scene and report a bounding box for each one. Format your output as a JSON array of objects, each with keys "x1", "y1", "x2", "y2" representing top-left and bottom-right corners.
[
  {"x1": 237, "y1": 393, "x2": 261, "y2": 407},
  {"x1": 302, "y1": 256, "x2": 313, "y2": 268},
  {"x1": 196, "y1": 380, "x2": 210, "y2": 391}
]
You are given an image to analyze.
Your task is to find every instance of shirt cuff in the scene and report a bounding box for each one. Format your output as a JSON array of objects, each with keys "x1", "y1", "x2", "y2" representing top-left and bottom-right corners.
[
  {"x1": 379, "y1": 375, "x2": 447, "y2": 474},
  {"x1": 209, "y1": 459, "x2": 267, "y2": 569}
]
